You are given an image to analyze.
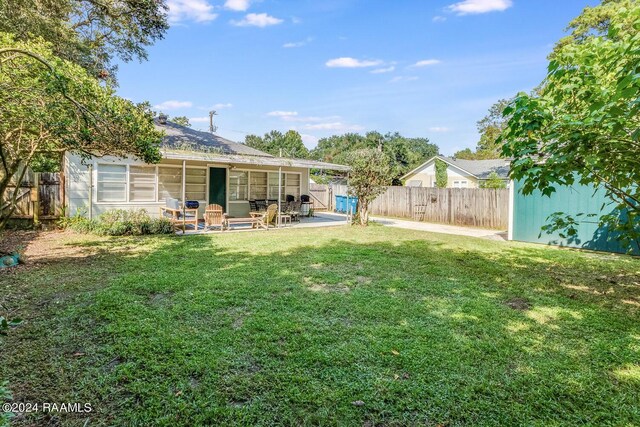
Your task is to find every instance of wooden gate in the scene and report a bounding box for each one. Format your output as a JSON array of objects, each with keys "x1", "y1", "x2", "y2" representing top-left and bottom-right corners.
[
  {"x1": 309, "y1": 183, "x2": 331, "y2": 211},
  {"x1": 2, "y1": 172, "x2": 62, "y2": 220}
]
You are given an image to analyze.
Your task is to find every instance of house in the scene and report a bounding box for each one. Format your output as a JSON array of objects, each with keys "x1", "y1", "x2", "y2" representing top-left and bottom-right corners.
[
  {"x1": 401, "y1": 155, "x2": 510, "y2": 188},
  {"x1": 64, "y1": 117, "x2": 349, "y2": 219}
]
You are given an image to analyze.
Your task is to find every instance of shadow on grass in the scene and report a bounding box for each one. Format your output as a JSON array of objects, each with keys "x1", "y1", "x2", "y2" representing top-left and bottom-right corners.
[{"x1": 1, "y1": 230, "x2": 639, "y2": 426}]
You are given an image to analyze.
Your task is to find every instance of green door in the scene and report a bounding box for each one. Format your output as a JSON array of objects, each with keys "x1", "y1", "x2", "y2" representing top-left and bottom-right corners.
[{"x1": 208, "y1": 167, "x2": 226, "y2": 211}]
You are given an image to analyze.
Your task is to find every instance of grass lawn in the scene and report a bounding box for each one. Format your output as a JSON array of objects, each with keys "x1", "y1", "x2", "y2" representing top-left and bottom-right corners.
[{"x1": 1, "y1": 225, "x2": 639, "y2": 426}]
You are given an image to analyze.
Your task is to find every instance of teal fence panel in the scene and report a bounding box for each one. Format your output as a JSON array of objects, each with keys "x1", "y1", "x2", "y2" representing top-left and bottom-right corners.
[{"x1": 512, "y1": 180, "x2": 639, "y2": 255}]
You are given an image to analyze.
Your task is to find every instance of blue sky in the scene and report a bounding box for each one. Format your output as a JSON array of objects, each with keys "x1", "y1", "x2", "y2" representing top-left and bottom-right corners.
[{"x1": 116, "y1": 0, "x2": 598, "y2": 155}]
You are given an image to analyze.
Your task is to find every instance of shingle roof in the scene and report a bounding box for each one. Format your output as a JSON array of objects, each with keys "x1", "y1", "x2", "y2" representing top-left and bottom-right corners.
[
  {"x1": 155, "y1": 119, "x2": 273, "y2": 157},
  {"x1": 443, "y1": 157, "x2": 510, "y2": 179}
]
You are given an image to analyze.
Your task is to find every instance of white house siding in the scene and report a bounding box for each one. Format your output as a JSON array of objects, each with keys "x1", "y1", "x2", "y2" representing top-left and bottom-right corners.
[
  {"x1": 405, "y1": 162, "x2": 478, "y2": 188},
  {"x1": 64, "y1": 153, "x2": 310, "y2": 219}
]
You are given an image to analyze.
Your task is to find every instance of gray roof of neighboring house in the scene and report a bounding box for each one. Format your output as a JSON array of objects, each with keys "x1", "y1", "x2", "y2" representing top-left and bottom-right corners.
[
  {"x1": 443, "y1": 157, "x2": 510, "y2": 179},
  {"x1": 155, "y1": 119, "x2": 273, "y2": 157}
]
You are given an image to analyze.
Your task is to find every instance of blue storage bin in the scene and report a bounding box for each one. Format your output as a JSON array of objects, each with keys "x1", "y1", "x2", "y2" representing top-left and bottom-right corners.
[{"x1": 335, "y1": 195, "x2": 357, "y2": 214}]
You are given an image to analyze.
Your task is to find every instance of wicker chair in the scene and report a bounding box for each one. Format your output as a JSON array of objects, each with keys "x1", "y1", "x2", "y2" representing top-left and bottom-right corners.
[{"x1": 204, "y1": 204, "x2": 224, "y2": 231}]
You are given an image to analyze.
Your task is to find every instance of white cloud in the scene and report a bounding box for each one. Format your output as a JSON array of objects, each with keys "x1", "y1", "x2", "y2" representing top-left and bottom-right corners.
[
  {"x1": 190, "y1": 116, "x2": 210, "y2": 123},
  {"x1": 291, "y1": 16, "x2": 302, "y2": 24},
  {"x1": 447, "y1": 0, "x2": 513, "y2": 15},
  {"x1": 432, "y1": 15, "x2": 447, "y2": 22},
  {"x1": 302, "y1": 122, "x2": 364, "y2": 132},
  {"x1": 267, "y1": 111, "x2": 298, "y2": 118},
  {"x1": 325, "y1": 57, "x2": 383, "y2": 68},
  {"x1": 283, "y1": 37, "x2": 313, "y2": 48},
  {"x1": 390, "y1": 76, "x2": 419, "y2": 83},
  {"x1": 429, "y1": 127, "x2": 451, "y2": 132},
  {"x1": 231, "y1": 13, "x2": 283, "y2": 27},
  {"x1": 224, "y1": 0, "x2": 250, "y2": 11},
  {"x1": 212, "y1": 103, "x2": 233, "y2": 109},
  {"x1": 301, "y1": 134, "x2": 319, "y2": 149},
  {"x1": 371, "y1": 66, "x2": 395, "y2": 74},
  {"x1": 411, "y1": 59, "x2": 441, "y2": 67},
  {"x1": 154, "y1": 100, "x2": 193, "y2": 110},
  {"x1": 167, "y1": 0, "x2": 218, "y2": 23}
]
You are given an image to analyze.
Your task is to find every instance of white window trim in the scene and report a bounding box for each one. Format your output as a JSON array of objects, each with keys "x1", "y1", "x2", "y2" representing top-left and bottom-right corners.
[
  {"x1": 94, "y1": 162, "x2": 208, "y2": 205},
  {"x1": 227, "y1": 169, "x2": 302, "y2": 203}
]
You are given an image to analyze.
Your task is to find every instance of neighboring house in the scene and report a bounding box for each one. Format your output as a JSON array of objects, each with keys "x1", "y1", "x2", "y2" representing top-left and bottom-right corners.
[
  {"x1": 401, "y1": 155, "x2": 510, "y2": 188},
  {"x1": 64, "y1": 117, "x2": 349, "y2": 219}
]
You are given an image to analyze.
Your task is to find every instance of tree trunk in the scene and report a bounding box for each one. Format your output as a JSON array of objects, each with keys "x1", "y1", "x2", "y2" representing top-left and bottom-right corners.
[{"x1": 0, "y1": 163, "x2": 29, "y2": 230}]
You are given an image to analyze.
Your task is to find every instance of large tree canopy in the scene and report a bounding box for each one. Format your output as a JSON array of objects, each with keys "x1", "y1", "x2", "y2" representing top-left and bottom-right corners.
[
  {"x1": 311, "y1": 131, "x2": 438, "y2": 183},
  {"x1": 0, "y1": 0, "x2": 169, "y2": 83},
  {"x1": 0, "y1": 33, "x2": 163, "y2": 228},
  {"x1": 245, "y1": 130, "x2": 310, "y2": 159},
  {"x1": 501, "y1": 2, "x2": 640, "y2": 251}
]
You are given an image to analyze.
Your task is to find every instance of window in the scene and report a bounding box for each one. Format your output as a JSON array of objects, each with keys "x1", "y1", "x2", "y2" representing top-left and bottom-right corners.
[
  {"x1": 185, "y1": 168, "x2": 206, "y2": 201},
  {"x1": 453, "y1": 180, "x2": 468, "y2": 188},
  {"x1": 284, "y1": 173, "x2": 301, "y2": 200},
  {"x1": 229, "y1": 170, "x2": 248, "y2": 201},
  {"x1": 249, "y1": 171, "x2": 267, "y2": 199},
  {"x1": 268, "y1": 172, "x2": 281, "y2": 200},
  {"x1": 97, "y1": 164, "x2": 126, "y2": 202},
  {"x1": 129, "y1": 166, "x2": 156, "y2": 202},
  {"x1": 158, "y1": 166, "x2": 182, "y2": 201}
]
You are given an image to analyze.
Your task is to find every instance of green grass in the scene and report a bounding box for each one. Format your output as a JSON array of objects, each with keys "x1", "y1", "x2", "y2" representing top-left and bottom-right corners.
[{"x1": 1, "y1": 226, "x2": 639, "y2": 426}]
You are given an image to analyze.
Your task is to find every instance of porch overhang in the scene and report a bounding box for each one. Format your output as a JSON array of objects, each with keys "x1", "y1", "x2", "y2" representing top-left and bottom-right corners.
[{"x1": 161, "y1": 149, "x2": 350, "y2": 172}]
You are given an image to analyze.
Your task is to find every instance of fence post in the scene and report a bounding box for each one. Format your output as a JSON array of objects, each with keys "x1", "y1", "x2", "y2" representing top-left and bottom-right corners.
[{"x1": 33, "y1": 172, "x2": 40, "y2": 225}]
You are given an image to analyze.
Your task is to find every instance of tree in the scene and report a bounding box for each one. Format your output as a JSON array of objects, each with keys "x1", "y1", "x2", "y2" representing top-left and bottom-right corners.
[
  {"x1": 479, "y1": 172, "x2": 507, "y2": 189},
  {"x1": 311, "y1": 131, "x2": 438, "y2": 182},
  {"x1": 435, "y1": 158, "x2": 448, "y2": 188},
  {"x1": 500, "y1": 2, "x2": 640, "y2": 252},
  {"x1": 171, "y1": 116, "x2": 191, "y2": 127},
  {"x1": 0, "y1": 34, "x2": 163, "y2": 229},
  {"x1": 346, "y1": 149, "x2": 392, "y2": 226},
  {"x1": 0, "y1": 0, "x2": 169, "y2": 83},
  {"x1": 453, "y1": 99, "x2": 510, "y2": 159},
  {"x1": 245, "y1": 130, "x2": 310, "y2": 158}
]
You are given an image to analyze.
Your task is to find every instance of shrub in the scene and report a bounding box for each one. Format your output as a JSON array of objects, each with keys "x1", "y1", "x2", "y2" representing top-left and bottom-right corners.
[{"x1": 59, "y1": 208, "x2": 173, "y2": 236}]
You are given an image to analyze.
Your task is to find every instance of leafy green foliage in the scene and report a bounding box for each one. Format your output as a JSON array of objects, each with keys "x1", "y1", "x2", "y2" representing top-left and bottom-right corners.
[
  {"x1": 501, "y1": 3, "x2": 640, "y2": 252},
  {"x1": 346, "y1": 149, "x2": 392, "y2": 225},
  {"x1": 480, "y1": 171, "x2": 507, "y2": 189},
  {"x1": 311, "y1": 131, "x2": 438, "y2": 183},
  {"x1": 0, "y1": 0, "x2": 169, "y2": 83},
  {"x1": 245, "y1": 130, "x2": 310, "y2": 158},
  {"x1": 435, "y1": 158, "x2": 448, "y2": 188},
  {"x1": 59, "y1": 209, "x2": 174, "y2": 236},
  {"x1": 171, "y1": 116, "x2": 191, "y2": 127},
  {"x1": 0, "y1": 316, "x2": 22, "y2": 335},
  {"x1": 0, "y1": 33, "x2": 163, "y2": 228}
]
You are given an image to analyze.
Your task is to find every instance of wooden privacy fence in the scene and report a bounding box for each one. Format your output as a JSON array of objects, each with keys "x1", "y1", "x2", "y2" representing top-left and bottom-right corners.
[
  {"x1": 325, "y1": 184, "x2": 508, "y2": 229},
  {"x1": 370, "y1": 187, "x2": 508, "y2": 229},
  {"x1": 2, "y1": 172, "x2": 63, "y2": 221}
]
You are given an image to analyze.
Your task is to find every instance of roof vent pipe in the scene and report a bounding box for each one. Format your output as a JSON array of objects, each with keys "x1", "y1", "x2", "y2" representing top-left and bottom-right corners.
[{"x1": 158, "y1": 113, "x2": 168, "y2": 124}]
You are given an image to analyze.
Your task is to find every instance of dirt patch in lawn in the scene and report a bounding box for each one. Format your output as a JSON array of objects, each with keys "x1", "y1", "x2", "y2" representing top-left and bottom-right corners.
[{"x1": 505, "y1": 297, "x2": 531, "y2": 311}]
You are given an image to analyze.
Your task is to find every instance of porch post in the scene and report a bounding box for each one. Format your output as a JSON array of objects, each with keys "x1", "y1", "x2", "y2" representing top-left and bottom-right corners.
[
  {"x1": 277, "y1": 166, "x2": 282, "y2": 228},
  {"x1": 345, "y1": 172, "x2": 350, "y2": 224},
  {"x1": 181, "y1": 160, "x2": 186, "y2": 204}
]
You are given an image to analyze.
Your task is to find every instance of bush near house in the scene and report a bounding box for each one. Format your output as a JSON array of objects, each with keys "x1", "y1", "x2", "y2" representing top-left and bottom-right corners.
[{"x1": 59, "y1": 209, "x2": 174, "y2": 236}]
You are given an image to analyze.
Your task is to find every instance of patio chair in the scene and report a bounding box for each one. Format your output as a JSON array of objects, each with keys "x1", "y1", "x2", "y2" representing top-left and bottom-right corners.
[
  {"x1": 160, "y1": 197, "x2": 198, "y2": 232},
  {"x1": 255, "y1": 199, "x2": 267, "y2": 212},
  {"x1": 256, "y1": 203, "x2": 278, "y2": 230},
  {"x1": 204, "y1": 204, "x2": 224, "y2": 231},
  {"x1": 288, "y1": 200, "x2": 302, "y2": 222}
]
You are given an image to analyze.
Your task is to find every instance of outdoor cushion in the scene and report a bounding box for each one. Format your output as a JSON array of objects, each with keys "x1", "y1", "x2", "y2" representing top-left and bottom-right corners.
[{"x1": 166, "y1": 197, "x2": 180, "y2": 211}]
